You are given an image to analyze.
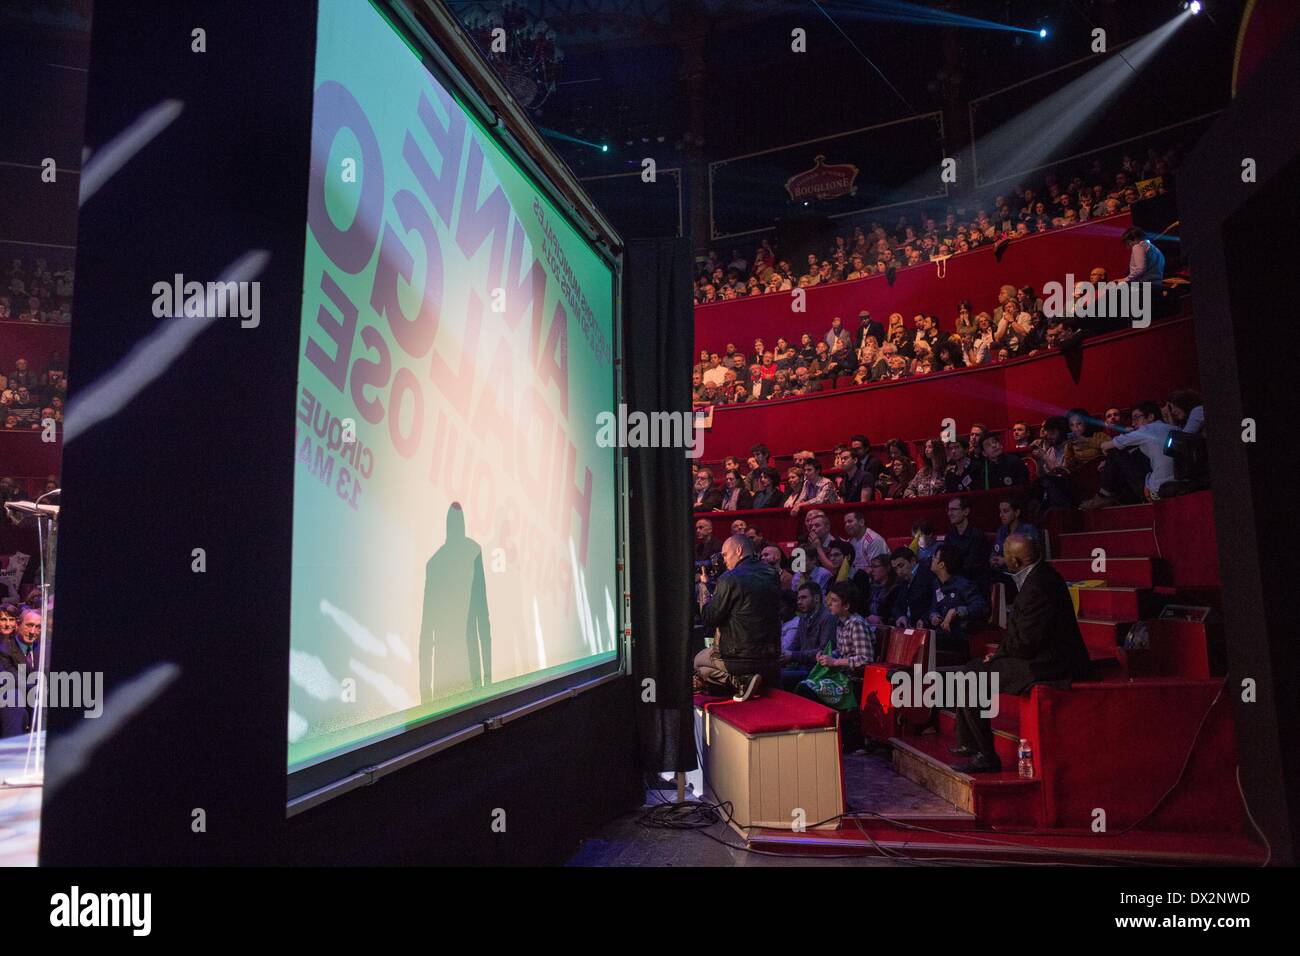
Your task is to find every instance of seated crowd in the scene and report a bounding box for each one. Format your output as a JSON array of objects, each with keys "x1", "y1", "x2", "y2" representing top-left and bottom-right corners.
[
  {"x1": 693, "y1": 219, "x2": 1169, "y2": 409},
  {"x1": 694, "y1": 145, "x2": 1177, "y2": 304},
  {"x1": 0, "y1": 257, "x2": 74, "y2": 325},
  {"x1": 0, "y1": 355, "x2": 68, "y2": 431},
  {"x1": 692, "y1": 387, "x2": 1205, "y2": 704}
]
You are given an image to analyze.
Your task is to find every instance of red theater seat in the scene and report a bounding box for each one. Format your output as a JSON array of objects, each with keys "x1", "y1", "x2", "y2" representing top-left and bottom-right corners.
[{"x1": 860, "y1": 627, "x2": 933, "y2": 743}]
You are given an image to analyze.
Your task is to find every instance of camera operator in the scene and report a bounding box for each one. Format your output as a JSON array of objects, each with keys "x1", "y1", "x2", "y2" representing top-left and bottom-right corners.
[{"x1": 693, "y1": 535, "x2": 782, "y2": 701}]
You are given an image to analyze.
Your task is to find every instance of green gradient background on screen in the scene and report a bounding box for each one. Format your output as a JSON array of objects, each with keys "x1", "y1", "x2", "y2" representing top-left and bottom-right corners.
[{"x1": 289, "y1": 0, "x2": 618, "y2": 771}]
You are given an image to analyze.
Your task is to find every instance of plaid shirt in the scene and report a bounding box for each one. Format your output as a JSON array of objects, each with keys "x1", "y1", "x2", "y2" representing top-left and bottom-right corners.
[
  {"x1": 833, "y1": 613, "x2": 875, "y2": 672},
  {"x1": 790, "y1": 475, "x2": 838, "y2": 506}
]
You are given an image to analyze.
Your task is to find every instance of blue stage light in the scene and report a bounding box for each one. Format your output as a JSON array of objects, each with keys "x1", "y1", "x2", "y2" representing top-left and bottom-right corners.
[
  {"x1": 1039, "y1": 28, "x2": 1048, "y2": 38},
  {"x1": 1185, "y1": 1, "x2": 1202, "y2": 13}
]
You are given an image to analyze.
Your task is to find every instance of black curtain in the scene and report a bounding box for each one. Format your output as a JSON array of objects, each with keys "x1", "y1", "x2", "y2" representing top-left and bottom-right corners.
[
  {"x1": 1177, "y1": 20, "x2": 1300, "y2": 863},
  {"x1": 623, "y1": 238, "x2": 697, "y2": 777}
]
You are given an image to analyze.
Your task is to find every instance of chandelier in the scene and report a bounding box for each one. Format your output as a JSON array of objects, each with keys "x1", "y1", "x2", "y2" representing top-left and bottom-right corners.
[{"x1": 461, "y1": 2, "x2": 565, "y2": 111}]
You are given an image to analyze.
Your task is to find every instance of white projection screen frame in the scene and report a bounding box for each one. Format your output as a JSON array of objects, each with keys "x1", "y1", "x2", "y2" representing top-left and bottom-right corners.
[{"x1": 287, "y1": 0, "x2": 628, "y2": 809}]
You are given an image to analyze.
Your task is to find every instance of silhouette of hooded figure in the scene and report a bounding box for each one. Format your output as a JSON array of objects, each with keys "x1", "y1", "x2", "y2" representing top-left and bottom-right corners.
[{"x1": 419, "y1": 503, "x2": 492, "y2": 703}]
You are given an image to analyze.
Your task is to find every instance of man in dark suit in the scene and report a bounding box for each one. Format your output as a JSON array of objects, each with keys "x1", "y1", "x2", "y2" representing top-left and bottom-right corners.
[
  {"x1": 948, "y1": 533, "x2": 1092, "y2": 773},
  {"x1": 855, "y1": 311, "x2": 885, "y2": 349},
  {"x1": 0, "y1": 604, "x2": 29, "y2": 737}
]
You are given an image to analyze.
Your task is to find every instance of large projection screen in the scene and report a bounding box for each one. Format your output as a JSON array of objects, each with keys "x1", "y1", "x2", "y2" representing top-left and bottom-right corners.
[{"x1": 289, "y1": 0, "x2": 623, "y2": 783}]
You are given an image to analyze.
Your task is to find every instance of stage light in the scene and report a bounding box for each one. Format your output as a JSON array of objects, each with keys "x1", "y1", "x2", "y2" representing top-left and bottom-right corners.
[
  {"x1": 1039, "y1": 28, "x2": 1048, "y2": 38},
  {"x1": 1184, "y1": 1, "x2": 1202, "y2": 14},
  {"x1": 600, "y1": 144, "x2": 608, "y2": 152}
]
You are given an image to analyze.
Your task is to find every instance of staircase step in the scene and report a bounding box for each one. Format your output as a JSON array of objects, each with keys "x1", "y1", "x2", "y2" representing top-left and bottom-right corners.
[
  {"x1": 1057, "y1": 527, "x2": 1158, "y2": 560},
  {"x1": 937, "y1": 709, "x2": 1022, "y2": 765},
  {"x1": 1082, "y1": 502, "x2": 1155, "y2": 531},
  {"x1": 1124, "y1": 618, "x2": 1221, "y2": 679},
  {"x1": 1077, "y1": 617, "x2": 1125, "y2": 659},
  {"x1": 1055, "y1": 556, "x2": 1155, "y2": 587},
  {"x1": 1076, "y1": 582, "x2": 1159, "y2": 621},
  {"x1": 891, "y1": 735, "x2": 1042, "y2": 826}
]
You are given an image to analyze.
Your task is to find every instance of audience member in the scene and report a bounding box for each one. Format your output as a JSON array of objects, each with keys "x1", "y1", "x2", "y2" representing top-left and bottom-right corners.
[
  {"x1": 928, "y1": 543, "x2": 990, "y2": 655},
  {"x1": 890, "y1": 547, "x2": 935, "y2": 628},
  {"x1": 942, "y1": 496, "x2": 990, "y2": 590},
  {"x1": 947, "y1": 534, "x2": 1091, "y2": 773},
  {"x1": 1082, "y1": 400, "x2": 1176, "y2": 508},
  {"x1": 780, "y1": 582, "x2": 838, "y2": 689},
  {"x1": 694, "y1": 535, "x2": 782, "y2": 700}
]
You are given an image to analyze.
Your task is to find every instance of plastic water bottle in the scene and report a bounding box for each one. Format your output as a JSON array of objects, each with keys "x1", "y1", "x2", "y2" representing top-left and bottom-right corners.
[{"x1": 1018, "y1": 739, "x2": 1034, "y2": 779}]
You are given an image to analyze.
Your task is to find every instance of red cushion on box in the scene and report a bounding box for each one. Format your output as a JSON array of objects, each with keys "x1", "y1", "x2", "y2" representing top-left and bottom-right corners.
[{"x1": 699, "y1": 688, "x2": 837, "y2": 734}]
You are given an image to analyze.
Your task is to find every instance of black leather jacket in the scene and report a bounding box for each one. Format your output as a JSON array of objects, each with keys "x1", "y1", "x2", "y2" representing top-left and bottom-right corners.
[{"x1": 700, "y1": 556, "x2": 781, "y2": 670}]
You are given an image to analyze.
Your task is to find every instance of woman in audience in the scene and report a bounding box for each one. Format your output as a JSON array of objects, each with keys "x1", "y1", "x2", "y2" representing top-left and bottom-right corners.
[
  {"x1": 887, "y1": 312, "x2": 906, "y2": 343},
  {"x1": 877, "y1": 454, "x2": 917, "y2": 499},
  {"x1": 784, "y1": 466, "x2": 804, "y2": 501},
  {"x1": 954, "y1": 300, "x2": 975, "y2": 336},
  {"x1": 904, "y1": 438, "x2": 947, "y2": 498},
  {"x1": 858, "y1": 338, "x2": 886, "y2": 381},
  {"x1": 910, "y1": 340, "x2": 934, "y2": 377}
]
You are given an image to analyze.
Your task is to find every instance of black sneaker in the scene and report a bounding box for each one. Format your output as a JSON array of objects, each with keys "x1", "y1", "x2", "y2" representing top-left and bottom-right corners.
[{"x1": 732, "y1": 673, "x2": 762, "y2": 702}]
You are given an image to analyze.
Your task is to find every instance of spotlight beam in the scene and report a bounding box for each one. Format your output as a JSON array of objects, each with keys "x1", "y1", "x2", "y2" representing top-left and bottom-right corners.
[
  {"x1": 821, "y1": 0, "x2": 1044, "y2": 36},
  {"x1": 810, "y1": 0, "x2": 917, "y2": 114},
  {"x1": 538, "y1": 126, "x2": 608, "y2": 152},
  {"x1": 969, "y1": 14, "x2": 1192, "y2": 188}
]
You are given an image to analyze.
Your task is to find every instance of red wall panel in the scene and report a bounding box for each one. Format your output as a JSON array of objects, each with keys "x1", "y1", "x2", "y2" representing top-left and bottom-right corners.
[
  {"x1": 0, "y1": 432, "x2": 62, "y2": 477},
  {"x1": 0, "y1": 321, "x2": 71, "y2": 375}
]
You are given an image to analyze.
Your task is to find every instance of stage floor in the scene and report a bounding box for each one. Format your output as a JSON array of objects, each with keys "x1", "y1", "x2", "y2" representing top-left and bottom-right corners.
[
  {"x1": 0, "y1": 732, "x2": 42, "y2": 867},
  {"x1": 568, "y1": 750, "x2": 964, "y2": 866}
]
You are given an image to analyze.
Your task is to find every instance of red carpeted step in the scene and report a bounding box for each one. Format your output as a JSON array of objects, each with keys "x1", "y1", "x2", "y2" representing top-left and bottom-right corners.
[
  {"x1": 890, "y1": 733, "x2": 1043, "y2": 827},
  {"x1": 1055, "y1": 556, "x2": 1154, "y2": 587},
  {"x1": 1076, "y1": 586, "x2": 1143, "y2": 619},
  {"x1": 1057, "y1": 527, "x2": 1157, "y2": 559},
  {"x1": 1077, "y1": 618, "x2": 1124, "y2": 660},
  {"x1": 937, "y1": 702, "x2": 1022, "y2": 766},
  {"x1": 1081, "y1": 502, "x2": 1155, "y2": 531},
  {"x1": 1124, "y1": 619, "x2": 1217, "y2": 679}
]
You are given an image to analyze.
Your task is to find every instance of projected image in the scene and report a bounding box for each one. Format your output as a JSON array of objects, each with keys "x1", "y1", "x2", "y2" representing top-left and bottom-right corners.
[{"x1": 288, "y1": 0, "x2": 620, "y2": 771}]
